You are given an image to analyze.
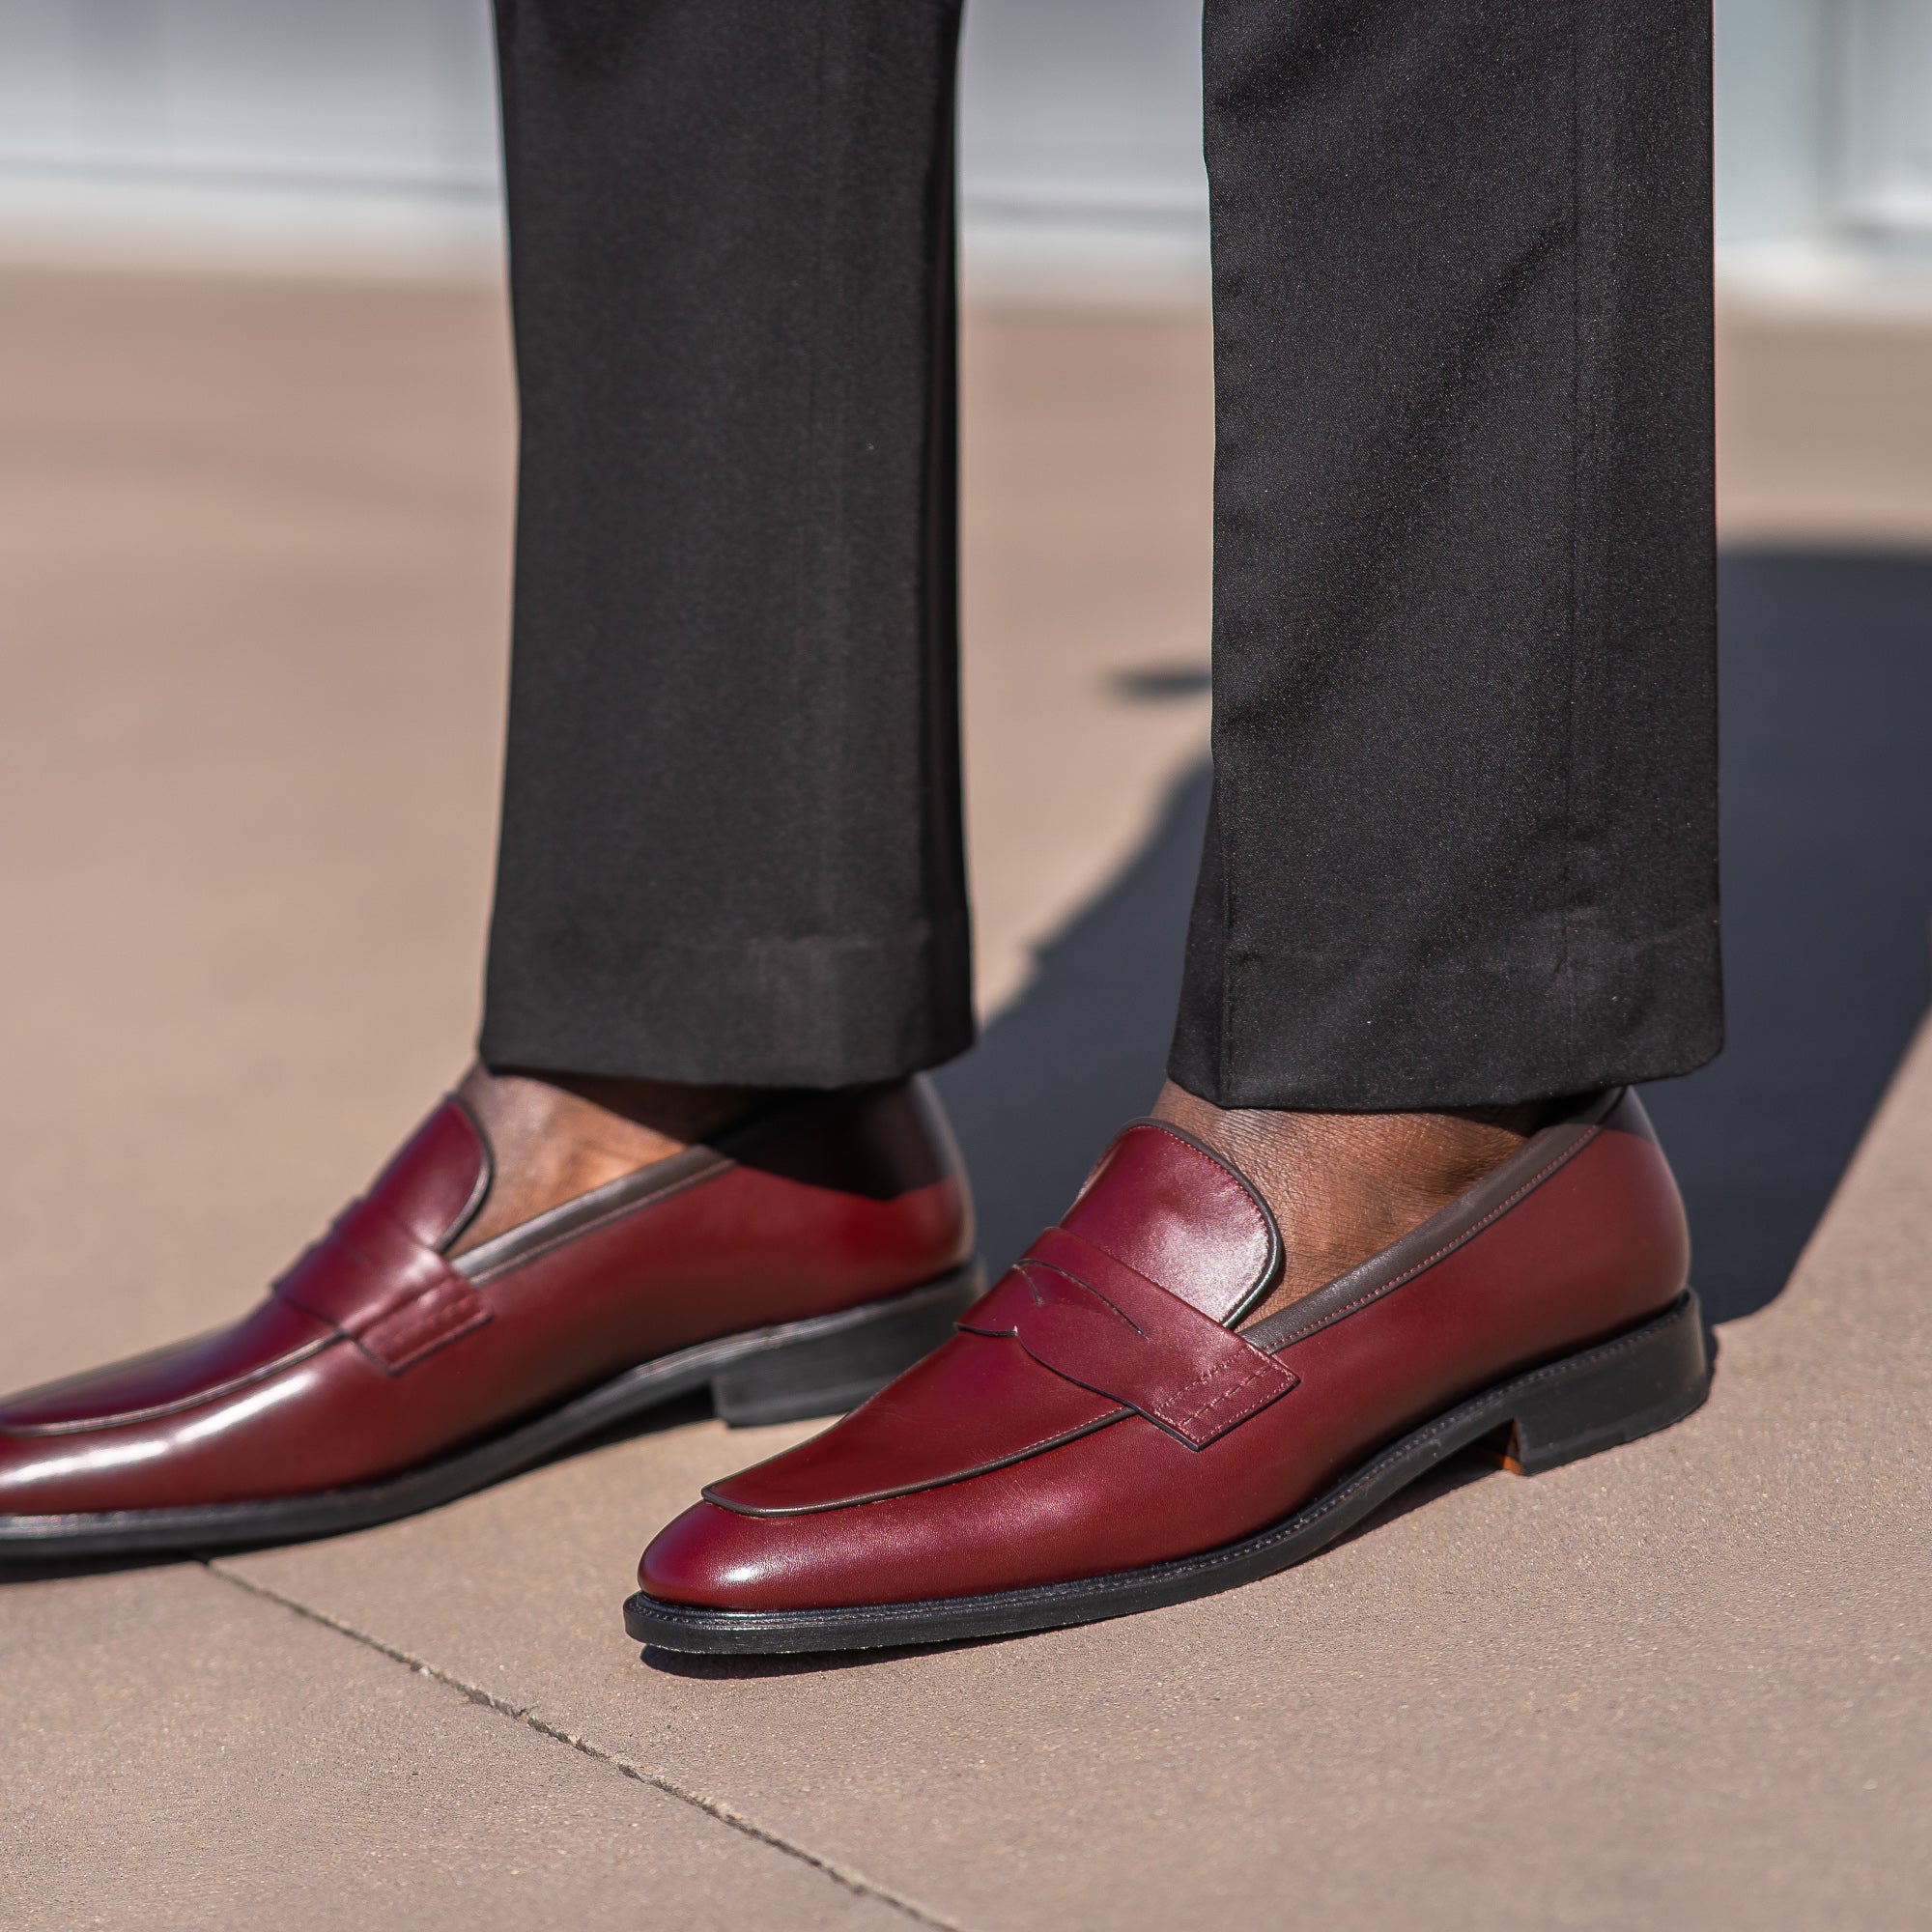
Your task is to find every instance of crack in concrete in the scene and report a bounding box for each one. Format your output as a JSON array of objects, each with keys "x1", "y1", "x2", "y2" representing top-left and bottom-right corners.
[{"x1": 206, "y1": 1562, "x2": 965, "y2": 1932}]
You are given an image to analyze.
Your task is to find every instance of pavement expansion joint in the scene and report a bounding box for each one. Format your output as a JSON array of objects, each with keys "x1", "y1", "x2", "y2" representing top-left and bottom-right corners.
[{"x1": 204, "y1": 1558, "x2": 967, "y2": 1932}]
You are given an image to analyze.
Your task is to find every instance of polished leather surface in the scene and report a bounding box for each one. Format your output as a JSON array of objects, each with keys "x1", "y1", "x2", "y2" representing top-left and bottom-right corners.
[
  {"x1": 639, "y1": 1090, "x2": 1690, "y2": 1609},
  {"x1": 0, "y1": 1078, "x2": 971, "y2": 1514},
  {"x1": 960, "y1": 1222, "x2": 1299, "y2": 1447}
]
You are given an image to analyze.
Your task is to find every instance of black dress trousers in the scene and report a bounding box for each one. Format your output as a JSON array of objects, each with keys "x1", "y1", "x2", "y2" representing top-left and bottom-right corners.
[{"x1": 479, "y1": 0, "x2": 1721, "y2": 1111}]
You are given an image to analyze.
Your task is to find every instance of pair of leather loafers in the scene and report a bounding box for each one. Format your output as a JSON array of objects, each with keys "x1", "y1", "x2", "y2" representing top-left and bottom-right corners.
[{"x1": 0, "y1": 1079, "x2": 1709, "y2": 1654}]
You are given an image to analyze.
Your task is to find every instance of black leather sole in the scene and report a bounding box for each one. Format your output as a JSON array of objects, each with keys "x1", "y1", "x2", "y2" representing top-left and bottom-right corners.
[
  {"x1": 0, "y1": 1264, "x2": 982, "y2": 1563},
  {"x1": 624, "y1": 1291, "x2": 1712, "y2": 1656}
]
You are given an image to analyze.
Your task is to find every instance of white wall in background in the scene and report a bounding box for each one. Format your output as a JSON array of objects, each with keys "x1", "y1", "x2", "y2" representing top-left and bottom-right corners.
[
  {"x1": 0, "y1": 0, "x2": 1206, "y2": 210},
  {"x1": 958, "y1": 0, "x2": 1206, "y2": 295},
  {"x1": 1841, "y1": 0, "x2": 1932, "y2": 237},
  {"x1": 0, "y1": 0, "x2": 1926, "y2": 276},
  {"x1": 0, "y1": 0, "x2": 499, "y2": 269},
  {"x1": 0, "y1": 0, "x2": 497, "y2": 191},
  {"x1": 0, "y1": 0, "x2": 1211, "y2": 281},
  {"x1": 1716, "y1": 0, "x2": 1833, "y2": 242},
  {"x1": 959, "y1": 0, "x2": 1203, "y2": 224}
]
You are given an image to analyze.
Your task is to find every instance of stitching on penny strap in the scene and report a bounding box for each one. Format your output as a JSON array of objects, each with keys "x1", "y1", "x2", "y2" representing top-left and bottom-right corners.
[
  {"x1": 1162, "y1": 1353, "x2": 1296, "y2": 1435},
  {"x1": 359, "y1": 1278, "x2": 492, "y2": 1374},
  {"x1": 997, "y1": 1238, "x2": 1296, "y2": 1446},
  {"x1": 276, "y1": 1197, "x2": 491, "y2": 1374},
  {"x1": 1154, "y1": 1347, "x2": 1269, "y2": 1406}
]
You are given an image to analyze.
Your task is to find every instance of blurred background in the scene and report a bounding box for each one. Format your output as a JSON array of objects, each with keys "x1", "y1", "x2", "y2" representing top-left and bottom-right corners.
[
  {"x1": 1, "y1": 0, "x2": 1932, "y2": 282},
  {"x1": 1, "y1": 0, "x2": 1931, "y2": 1382}
]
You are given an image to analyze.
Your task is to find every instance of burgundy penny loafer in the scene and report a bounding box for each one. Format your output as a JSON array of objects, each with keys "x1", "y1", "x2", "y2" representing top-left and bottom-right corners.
[
  {"x1": 628, "y1": 1088, "x2": 1710, "y2": 1654},
  {"x1": 0, "y1": 1077, "x2": 979, "y2": 1559}
]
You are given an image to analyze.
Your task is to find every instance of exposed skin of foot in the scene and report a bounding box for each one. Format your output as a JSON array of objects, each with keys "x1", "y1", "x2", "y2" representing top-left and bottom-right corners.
[
  {"x1": 448, "y1": 1062, "x2": 1542, "y2": 1318},
  {"x1": 1151, "y1": 1079, "x2": 1544, "y2": 1324},
  {"x1": 449, "y1": 1062, "x2": 772, "y2": 1255}
]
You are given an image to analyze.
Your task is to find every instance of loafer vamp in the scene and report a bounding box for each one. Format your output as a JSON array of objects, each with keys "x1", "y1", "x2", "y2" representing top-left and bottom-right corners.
[
  {"x1": 0, "y1": 1079, "x2": 978, "y2": 1523},
  {"x1": 638, "y1": 1094, "x2": 1695, "y2": 1620}
]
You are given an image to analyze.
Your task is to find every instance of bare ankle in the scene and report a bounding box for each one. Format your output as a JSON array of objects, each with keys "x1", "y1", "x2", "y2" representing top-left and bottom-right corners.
[
  {"x1": 1151, "y1": 1080, "x2": 1545, "y2": 1321},
  {"x1": 449, "y1": 1063, "x2": 778, "y2": 1255}
]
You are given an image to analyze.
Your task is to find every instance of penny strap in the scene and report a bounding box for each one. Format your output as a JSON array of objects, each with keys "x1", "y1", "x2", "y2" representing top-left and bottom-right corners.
[
  {"x1": 959, "y1": 1224, "x2": 1296, "y2": 1448},
  {"x1": 275, "y1": 1193, "x2": 491, "y2": 1375}
]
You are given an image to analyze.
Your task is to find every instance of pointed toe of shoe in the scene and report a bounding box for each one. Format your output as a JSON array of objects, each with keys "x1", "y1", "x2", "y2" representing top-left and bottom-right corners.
[
  {"x1": 639, "y1": 1494, "x2": 952, "y2": 1612},
  {"x1": 639, "y1": 1500, "x2": 808, "y2": 1608}
]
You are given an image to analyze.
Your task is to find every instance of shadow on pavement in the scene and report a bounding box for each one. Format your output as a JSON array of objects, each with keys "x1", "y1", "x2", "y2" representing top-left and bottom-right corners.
[
  {"x1": 937, "y1": 549, "x2": 1932, "y2": 1326},
  {"x1": 1644, "y1": 550, "x2": 1932, "y2": 1321}
]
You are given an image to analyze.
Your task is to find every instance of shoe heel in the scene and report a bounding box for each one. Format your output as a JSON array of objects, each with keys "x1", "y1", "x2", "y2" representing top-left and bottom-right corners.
[
  {"x1": 1478, "y1": 1292, "x2": 1713, "y2": 1476},
  {"x1": 709, "y1": 1262, "x2": 984, "y2": 1428}
]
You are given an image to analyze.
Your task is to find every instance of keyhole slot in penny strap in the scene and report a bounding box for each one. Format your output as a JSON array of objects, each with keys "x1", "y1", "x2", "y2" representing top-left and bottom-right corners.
[
  {"x1": 959, "y1": 1225, "x2": 1296, "y2": 1448},
  {"x1": 274, "y1": 1193, "x2": 492, "y2": 1375}
]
